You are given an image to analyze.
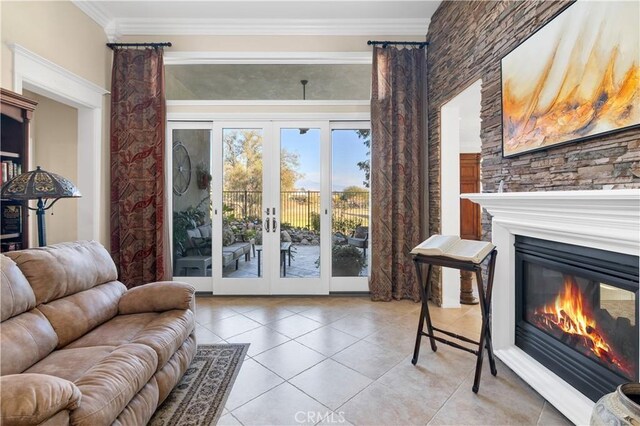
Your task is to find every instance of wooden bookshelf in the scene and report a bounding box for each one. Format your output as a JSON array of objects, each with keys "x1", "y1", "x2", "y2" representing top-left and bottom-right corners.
[{"x1": 1, "y1": 88, "x2": 37, "y2": 252}]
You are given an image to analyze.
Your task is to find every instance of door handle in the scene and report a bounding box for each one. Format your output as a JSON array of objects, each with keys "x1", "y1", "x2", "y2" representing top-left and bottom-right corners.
[
  {"x1": 272, "y1": 218, "x2": 277, "y2": 232},
  {"x1": 264, "y1": 218, "x2": 270, "y2": 233}
]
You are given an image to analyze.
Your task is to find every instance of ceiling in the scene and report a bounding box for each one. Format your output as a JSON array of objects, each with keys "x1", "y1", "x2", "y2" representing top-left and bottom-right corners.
[{"x1": 72, "y1": 1, "x2": 441, "y2": 39}]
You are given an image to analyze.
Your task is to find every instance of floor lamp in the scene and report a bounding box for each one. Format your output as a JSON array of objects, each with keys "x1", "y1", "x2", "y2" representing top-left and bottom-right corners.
[{"x1": 0, "y1": 166, "x2": 82, "y2": 247}]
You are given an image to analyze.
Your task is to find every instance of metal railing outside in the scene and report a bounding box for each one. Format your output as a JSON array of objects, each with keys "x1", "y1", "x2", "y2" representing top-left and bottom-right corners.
[{"x1": 222, "y1": 190, "x2": 369, "y2": 230}]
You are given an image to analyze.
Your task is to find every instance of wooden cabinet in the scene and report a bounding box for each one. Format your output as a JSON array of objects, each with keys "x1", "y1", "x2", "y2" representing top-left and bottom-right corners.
[{"x1": 1, "y1": 88, "x2": 37, "y2": 252}]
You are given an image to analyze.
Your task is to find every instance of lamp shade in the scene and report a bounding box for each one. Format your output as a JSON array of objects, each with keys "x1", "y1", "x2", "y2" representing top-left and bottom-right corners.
[{"x1": 0, "y1": 166, "x2": 81, "y2": 200}]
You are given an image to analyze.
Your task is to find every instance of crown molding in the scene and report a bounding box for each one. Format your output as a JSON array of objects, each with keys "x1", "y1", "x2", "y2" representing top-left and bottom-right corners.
[
  {"x1": 117, "y1": 18, "x2": 427, "y2": 36},
  {"x1": 72, "y1": 11, "x2": 428, "y2": 38},
  {"x1": 164, "y1": 51, "x2": 372, "y2": 65},
  {"x1": 71, "y1": 1, "x2": 112, "y2": 29}
]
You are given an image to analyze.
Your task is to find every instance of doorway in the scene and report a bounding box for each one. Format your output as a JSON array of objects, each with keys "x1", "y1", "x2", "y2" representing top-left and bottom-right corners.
[
  {"x1": 440, "y1": 79, "x2": 482, "y2": 307},
  {"x1": 169, "y1": 120, "x2": 371, "y2": 295}
]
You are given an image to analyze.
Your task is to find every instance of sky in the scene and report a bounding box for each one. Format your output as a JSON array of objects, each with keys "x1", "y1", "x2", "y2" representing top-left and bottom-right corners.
[{"x1": 280, "y1": 128, "x2": 369, "y2": 191}]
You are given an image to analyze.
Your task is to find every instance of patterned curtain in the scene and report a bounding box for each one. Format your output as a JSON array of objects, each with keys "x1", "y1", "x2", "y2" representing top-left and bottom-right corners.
[
  {"x1": 110, "y1": 47, "x2": 171, "y2": 287},
  {"x1": 369, "y1": 46, "x2": 426, "y2": 302}
]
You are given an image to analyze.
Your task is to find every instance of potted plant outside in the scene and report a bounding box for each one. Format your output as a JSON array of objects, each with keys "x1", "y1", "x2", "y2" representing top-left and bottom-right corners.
[{"x1": 329, "y1": 244, "x2": 366, "y2": 277}]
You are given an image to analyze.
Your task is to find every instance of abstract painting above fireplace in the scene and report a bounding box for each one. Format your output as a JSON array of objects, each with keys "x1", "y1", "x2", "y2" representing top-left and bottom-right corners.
[{"x1": 515, "y1": 236, "x2": 639, "y2": 402}]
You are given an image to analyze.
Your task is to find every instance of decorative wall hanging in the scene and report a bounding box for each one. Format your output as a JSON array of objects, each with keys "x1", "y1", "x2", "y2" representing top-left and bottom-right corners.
[
  {"x1": 173, "y1": 141, "x2": 191, "y2": 195},
  {"x1": 501, "y1": 1, "x2": 639, "y2": 158}
]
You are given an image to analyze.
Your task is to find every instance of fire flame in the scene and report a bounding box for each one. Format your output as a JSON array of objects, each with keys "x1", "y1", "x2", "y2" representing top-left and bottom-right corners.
[{"x1": 532, "y1": 276, "x2": 632, "y2": 376}]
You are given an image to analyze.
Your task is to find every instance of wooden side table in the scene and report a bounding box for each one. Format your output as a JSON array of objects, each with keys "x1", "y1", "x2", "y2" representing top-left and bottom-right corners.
[{"x1": 412, "y1": 249, "x2": 498, "y2": 393}]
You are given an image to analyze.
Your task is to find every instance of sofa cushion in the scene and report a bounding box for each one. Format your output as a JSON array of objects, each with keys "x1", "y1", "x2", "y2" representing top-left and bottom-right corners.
[
  {"x1": 64, "y1": 313, "x2": 156, "y2": 350},
  {"x1": 38, "y1": 281, "x2": 127, "y2": 348},
  {"x1": 198, "y1": 224, "x2": 212, "y2": 238},
  {"x1": 6, "y1": 241, "x2": 118, "y2": 305},
  {"x1": 0, "y1": 255, "x2": 36, "y2": 322},
  {"x1": 118, "y1": 281, "x2": 195, "y2": 315},
  {"x1": 64, "y1": 310, "x2": 195, "y2": 370},
  {"x1": 38, "y1": 410, "x2": 70, "y2": 425},
  {"x1": 70, "y1": 343, "x2": 158, "y2": 426},
  {"x1": 26, "y1": 346, "x2": 117, "y2": 383},
  {"x1": 131, "y1": 310, "x2": 195, "y2": 369},
  {"x1": 0, "y1": 373, "x2": 81, "y2": 426},
  {"x1": 154, "y1": 334, "x2": 197, "y2": 404},
  {"x1": 0, "y1": 309, "x2": 58, "y2": 375},
  {"x1": 223, "y1": 252, "x2": 234, "y2": 266},
  {"x1": 223, "y1": 244, "x2": 245, "y2": 258},
  {"x1": 112, "y1": 378, "x2": 159, "y2": 426}
]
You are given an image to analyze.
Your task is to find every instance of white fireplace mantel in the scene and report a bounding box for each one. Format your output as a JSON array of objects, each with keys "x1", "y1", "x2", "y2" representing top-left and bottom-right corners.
[{"x1": 461, "y1": 189, "x2": 640, "y2": 425}]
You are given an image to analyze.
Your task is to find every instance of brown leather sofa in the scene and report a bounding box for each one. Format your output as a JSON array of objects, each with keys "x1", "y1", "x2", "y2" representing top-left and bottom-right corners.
[{"x1": 0, "y1": 241, "x2": 196, "y2": 425}]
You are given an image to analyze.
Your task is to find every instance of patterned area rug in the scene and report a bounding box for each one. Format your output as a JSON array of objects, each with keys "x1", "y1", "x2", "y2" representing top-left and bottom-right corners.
[{"x1": 149, "y1": 344, "x2": 249, "y2": 426}]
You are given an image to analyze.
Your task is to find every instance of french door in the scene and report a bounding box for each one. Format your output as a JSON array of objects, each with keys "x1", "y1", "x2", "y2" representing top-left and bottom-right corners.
[{"x1": 169, "y1": 120, "x2": 370, "y2": 295}]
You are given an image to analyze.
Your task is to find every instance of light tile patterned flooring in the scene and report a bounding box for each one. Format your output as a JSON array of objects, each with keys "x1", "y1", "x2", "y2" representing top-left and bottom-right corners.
[{"x1": 194, "y1": 296, "x2": 572, "y2": 425}]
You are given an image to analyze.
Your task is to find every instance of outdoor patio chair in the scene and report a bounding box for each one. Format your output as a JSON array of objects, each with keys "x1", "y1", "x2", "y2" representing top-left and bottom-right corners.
[{"x1": 347, "y1": 226, "x2": 369, "y2": 257}]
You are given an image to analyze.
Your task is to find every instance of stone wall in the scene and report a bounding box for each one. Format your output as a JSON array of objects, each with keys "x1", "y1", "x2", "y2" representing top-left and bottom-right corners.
[{"x1": 426, "y1": 0, "x2": 640, "y2": 305}]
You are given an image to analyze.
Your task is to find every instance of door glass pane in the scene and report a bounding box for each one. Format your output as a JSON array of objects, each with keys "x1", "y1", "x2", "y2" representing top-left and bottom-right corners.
[
  {"x1": 172, "y1": 129, "x2": 212, "y2": 277},
  {"x1": 280, "y1": 128, "x2": 321, "y2": 278},
  {"x1": 222, "y1": 129, "x2": 263, "y2": 278},
  {"x1": 331, "y1": 129, "x2": 370, "y2": 277}
]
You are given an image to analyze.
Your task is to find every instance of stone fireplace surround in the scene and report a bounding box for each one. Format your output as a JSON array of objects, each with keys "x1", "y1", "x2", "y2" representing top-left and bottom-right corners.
[{"x1": 461, "y1": 189, "x2": 640, "y2": 425}]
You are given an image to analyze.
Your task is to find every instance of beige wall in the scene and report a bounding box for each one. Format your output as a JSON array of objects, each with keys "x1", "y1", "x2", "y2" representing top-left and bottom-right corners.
[
  {"x1": 120, "y1": 34, "x2": 423, "y2": 53},
  {"x1": 1, "y1": 1, "x2": 110, "y2": 90},
  {"x1": 123, "y1": 34, "x2": 422, "y2": 117},
  {"x1": 23, "y1": 90, "x2": 79, "y2": 246},
  {"x1": 1, "y1": 0, "x2": 111, "y2": 248}
]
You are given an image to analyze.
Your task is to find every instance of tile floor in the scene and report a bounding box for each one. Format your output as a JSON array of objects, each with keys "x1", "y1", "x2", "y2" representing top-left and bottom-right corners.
[{"x1": 194, "y1": 296, "x2": 572, "y2": 425}]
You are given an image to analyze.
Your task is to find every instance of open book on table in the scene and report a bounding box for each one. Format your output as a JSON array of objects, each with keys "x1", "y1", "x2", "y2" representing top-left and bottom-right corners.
[{"x1": 411, "y1": 235, "x2": 494, "y2": 264}]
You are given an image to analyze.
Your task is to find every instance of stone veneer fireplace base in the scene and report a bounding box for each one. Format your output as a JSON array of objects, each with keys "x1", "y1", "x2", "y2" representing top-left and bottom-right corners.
[{"x1": 461, "y1": 190, "x2": 640, "y2": 425}]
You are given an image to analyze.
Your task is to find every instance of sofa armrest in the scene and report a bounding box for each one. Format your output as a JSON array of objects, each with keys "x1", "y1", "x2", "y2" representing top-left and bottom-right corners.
[
  {"x1": 0, "y1": 373, "x2": 81, "y2": 426},
  {"x1": 118, "y1": 281, "x2": 195, "y2": 314}
]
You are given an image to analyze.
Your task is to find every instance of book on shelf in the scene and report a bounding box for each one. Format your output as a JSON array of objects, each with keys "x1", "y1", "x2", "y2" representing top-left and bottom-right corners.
[
  {"x1": 2, "y1": 161, "x2": 9, "y2": 182},
  {"x1": 1, "y1": 204, "x2": 22, "y2": 235},
  {"x1": 411, "y1": 235, "x2": 494, "y2": 264},
  {"x1": 1, "y1": 159, "x2": 21, "y2": 181}
]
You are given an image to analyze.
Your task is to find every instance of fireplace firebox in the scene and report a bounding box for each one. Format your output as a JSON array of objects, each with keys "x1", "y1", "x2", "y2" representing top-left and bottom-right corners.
[{"x1": 515, "y1": 236, "x2": 639, "y2": 402}]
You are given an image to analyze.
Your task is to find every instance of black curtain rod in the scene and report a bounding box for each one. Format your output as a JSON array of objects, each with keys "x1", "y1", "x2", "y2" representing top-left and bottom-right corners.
[
  {"x1": 367, "y1": 40, "x2": 429, "y2": 48},
  {"x1": 106, "y1": 42, "x2": 172, "y2": 50}
]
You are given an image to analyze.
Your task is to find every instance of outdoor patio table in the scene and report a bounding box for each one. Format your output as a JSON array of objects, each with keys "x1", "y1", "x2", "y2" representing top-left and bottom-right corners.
[
  {"x1": 255, "y1": 243, "x2": 292, "y2": 277},
  {"x1": 175, "y1": 255, "x2": 212, "y2": 276}
]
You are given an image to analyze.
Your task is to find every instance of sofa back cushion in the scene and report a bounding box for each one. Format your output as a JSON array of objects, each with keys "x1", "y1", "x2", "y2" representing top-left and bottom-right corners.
[
  {"x1": 0, "y1": 309, "x2": 58, "y2": 375},
  {"x1": 39, "y1": 281, "x2": 127, "y2": 348},
  {"x1": 1, "y1": 255, "x2": 58, "y2": 375},
  {"x1": 1, "y1": 255, "x2": 36, "y2": 321},
  {"x1": 6, "y1": 241, "x2": 118, "y2": 305}
]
